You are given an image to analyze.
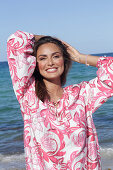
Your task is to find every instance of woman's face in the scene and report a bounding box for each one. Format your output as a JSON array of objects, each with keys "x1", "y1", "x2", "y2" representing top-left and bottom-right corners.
[{"x1": 36, "y1": 43, "x2": 64, "y2": 82}]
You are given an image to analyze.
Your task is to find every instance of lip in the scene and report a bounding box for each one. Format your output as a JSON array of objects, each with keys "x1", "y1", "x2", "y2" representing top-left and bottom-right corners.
[{"x1": 46, "y1": 67, "x2": 58, "y2": 73}]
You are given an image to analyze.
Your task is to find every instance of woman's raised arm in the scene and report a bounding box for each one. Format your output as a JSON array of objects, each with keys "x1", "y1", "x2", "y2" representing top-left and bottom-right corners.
[
  {"x1": 7, "y1": 30, "x2": 36, "y2": 102},
  {"x1": 64, "y1": 41, "x2": 99, "y2": 67},
  {"x1": 64, "y1": 41, "x2": 113, "y2": 114}
]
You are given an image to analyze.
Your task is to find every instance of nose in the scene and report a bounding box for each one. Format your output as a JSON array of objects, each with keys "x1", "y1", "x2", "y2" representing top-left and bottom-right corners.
[{"x1": 47, "y1": 58, "x2": 54, "y2": 66}]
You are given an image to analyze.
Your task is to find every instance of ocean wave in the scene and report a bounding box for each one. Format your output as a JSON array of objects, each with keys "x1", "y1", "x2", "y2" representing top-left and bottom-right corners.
[
  {"x1": 100, "y1": 146, "x2": 113, "y2": 157},
  {"x1": 100, "y1": 147, "x2": 113, "y2": 170},
  {"x1": 0, "y1": 153, "x2": 25, "y2": 170},
  {"x1": 0, "y1": 147, "x2": 113, "y2": 170}
]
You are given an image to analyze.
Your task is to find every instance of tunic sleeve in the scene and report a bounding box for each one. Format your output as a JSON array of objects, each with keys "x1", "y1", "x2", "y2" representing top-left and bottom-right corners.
[
  {"x1": 85, "y1": 57, "x2": 113, "y2": 114},
  {"x1": 7, "y1": 30, "x2": 36, "y2": 102}
]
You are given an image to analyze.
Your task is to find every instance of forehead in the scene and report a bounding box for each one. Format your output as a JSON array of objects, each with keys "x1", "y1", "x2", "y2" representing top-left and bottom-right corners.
[{"x1": 37, "y1": 43, "x2": 62, "y2": 55}]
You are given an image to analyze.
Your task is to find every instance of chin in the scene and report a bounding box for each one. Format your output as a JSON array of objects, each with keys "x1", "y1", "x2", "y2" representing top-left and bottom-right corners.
[{"x1": 44, "y1": 76, "x2": 61, "y2": 82}]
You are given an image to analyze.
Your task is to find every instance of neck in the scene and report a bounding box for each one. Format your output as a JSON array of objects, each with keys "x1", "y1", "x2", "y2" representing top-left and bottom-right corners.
[{"x1": 43, "y1": 78, "x2": 63, "y2": 103}]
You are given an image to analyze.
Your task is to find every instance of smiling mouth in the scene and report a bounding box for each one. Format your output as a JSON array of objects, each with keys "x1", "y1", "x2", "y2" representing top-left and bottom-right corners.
[{"x1": 46, "y1": 68, "x2": 57, "y2": 73}]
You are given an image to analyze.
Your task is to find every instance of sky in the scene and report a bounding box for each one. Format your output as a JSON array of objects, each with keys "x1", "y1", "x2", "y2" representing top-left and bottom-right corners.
[{"x1": 0, "y1": 0, "x2": 113, "y2": 61}]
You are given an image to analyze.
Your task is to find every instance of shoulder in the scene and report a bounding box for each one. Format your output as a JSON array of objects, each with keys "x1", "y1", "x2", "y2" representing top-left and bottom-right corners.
[
  {"x1": 64, "y1": 81, "x2": 89, "y2": 93},
  {"x1": 63, "y1": 81, "x2": 89, "y2": 101}
]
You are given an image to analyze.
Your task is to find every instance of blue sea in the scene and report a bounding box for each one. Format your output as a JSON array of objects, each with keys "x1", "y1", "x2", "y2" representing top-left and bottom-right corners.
[{"x1": 0, "y1": 53, "x2": 113, "y2": 170}]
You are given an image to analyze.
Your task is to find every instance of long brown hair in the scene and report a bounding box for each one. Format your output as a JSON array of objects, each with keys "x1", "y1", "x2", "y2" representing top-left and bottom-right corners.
[{"x1": 33, "y1": 36, "x2": 72, "y2": 102}]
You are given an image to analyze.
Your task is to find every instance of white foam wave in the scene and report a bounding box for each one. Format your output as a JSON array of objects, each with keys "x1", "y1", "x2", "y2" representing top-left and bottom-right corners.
[
  {"x1": 100, "y1": 146, "x2": 113, "y2": 157},
  {"x1": 100, "y1": 147, "x2": 113, "y2": 170},
  {"x1": 0, "y1": 153, "x2": 25, "y2": 170},
  {"x1": 0, "y1": 148, "x2": 113, "y2": 170}
]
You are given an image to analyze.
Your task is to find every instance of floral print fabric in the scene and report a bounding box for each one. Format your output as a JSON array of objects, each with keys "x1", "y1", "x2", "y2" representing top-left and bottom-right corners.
[{"x1": 7, "y1": 31, "x2": 113, "y2": 170}]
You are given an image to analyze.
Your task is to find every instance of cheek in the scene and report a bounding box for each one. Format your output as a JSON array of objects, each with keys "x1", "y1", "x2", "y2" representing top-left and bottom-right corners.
[
  {"x1": 57, "y1": 58, "x2": 64, "y2": 67},
  {"x1": 60, "y1": 60, "x2": 64, "y2": 72},
  {"x1": 37, "y1": 62, "x2": 44, "y2": 72}
]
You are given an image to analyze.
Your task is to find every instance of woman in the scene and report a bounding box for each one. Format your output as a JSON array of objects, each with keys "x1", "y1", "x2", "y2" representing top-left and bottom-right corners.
[{"x1": 7, "y1": 30, "x2": 113, "y2": 170}]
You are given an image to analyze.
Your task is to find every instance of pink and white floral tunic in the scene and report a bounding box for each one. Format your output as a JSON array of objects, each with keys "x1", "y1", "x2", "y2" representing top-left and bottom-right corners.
[{"x1": 7, "y1": 31, "x2": 113, "y2": 170}]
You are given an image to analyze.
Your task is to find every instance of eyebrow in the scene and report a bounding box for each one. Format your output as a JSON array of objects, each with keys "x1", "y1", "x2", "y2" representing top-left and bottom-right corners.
[{"x1": 38, "y1": 52, "x2": 62, "y2": 58}]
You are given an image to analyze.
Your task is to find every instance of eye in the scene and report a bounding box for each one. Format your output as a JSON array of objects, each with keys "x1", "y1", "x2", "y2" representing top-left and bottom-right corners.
[
  {"x1": 39, "y1": 57, "x2": 46, "y2": 61},
  {"x1": 54, "y1": 55, "x2": 60, "y2": 58}
]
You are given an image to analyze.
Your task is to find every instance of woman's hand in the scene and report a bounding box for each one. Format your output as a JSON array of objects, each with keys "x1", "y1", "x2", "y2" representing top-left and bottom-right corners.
[
  {"x1": 63, "y1": 41, "x2": 81, "y2": 62},
  {"x1": 63, "y1": 41, "x2": 99, "y2": 66},
  {"x1": 34, "y1": 35, "x2": 44, "y2": 41}
]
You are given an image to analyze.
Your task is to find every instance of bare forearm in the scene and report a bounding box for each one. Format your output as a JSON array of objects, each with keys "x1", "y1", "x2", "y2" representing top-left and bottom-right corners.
[
  {"x1": 76, "y1": 54, "x2": 99, "y2": 67},
  {"x1": 64, "y1": 41, "x2": 99, "y2": 67}
]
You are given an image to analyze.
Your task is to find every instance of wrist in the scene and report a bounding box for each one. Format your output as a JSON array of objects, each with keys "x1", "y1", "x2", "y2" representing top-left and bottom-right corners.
[{"x1": 76, "y1": 54, "x2": 90, "y2": 65}]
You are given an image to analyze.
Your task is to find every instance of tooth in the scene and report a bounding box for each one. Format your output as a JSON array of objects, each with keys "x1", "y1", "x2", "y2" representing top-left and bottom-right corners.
[{"x1": 47, "y1": 68, "x2": 56, "y2": 72}]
